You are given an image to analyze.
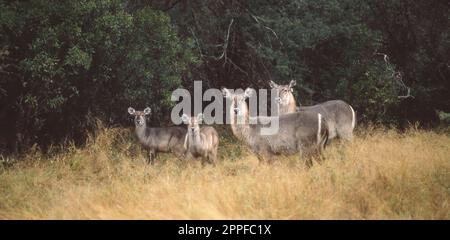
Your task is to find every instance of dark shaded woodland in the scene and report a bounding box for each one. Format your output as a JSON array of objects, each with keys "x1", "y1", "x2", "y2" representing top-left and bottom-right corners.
[{"x1": 1, "y1": 0, "x2": 449, "y2": 153}]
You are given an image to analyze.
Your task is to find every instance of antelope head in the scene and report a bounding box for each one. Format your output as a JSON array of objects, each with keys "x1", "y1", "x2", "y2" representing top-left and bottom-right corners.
[
  {"x1": 270, "y1": 80, "x2": 296, "y2": 105},
  {"x1": 128, "y1": 107, "x2": 151, "y2": 127},
  {"x1": 181, "y1": 113, "x2": 203, "y2": 134}
]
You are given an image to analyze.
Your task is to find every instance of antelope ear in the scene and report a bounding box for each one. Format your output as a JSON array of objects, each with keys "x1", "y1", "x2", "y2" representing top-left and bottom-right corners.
[
  {"x1": 269, "y1": 80, "x2": 278, "y2": 88},
  {"x1": 143, "y1": 107, "x2": 151, "y2": 115},
  {"x1": 244, "y1": 88, "x2": 255, "y2": 99},
  {"x1": 289, "y1": 79, "x2": 297, "y2": 88},
  {"x1": 181, "y1": 114, "x2": 190, "y2": 124},
  {"x1": 197, "y1": 113, "x2": 204, "y2": 123},
  {"x1": 128, "y1": 107, "x2": 136, "y2": 115},
  {"x1": 222, "y1": 88, "x2": 231, "y2": 98}
]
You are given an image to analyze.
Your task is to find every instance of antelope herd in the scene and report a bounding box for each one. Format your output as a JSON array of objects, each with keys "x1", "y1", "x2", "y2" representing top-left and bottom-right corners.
[{"x1": 128, "y1": 80, "x2": 356, "y2": 167}]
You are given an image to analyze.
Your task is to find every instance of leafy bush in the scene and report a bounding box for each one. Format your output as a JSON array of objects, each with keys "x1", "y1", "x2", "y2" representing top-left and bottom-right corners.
[{"x1": 0, "y1": 0, "x2": 195, "y2": 151}]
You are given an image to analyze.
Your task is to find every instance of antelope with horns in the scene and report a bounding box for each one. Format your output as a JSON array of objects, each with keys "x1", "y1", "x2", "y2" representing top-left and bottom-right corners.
[
  {"x1": 128, "y1": 107, "x2": 187, "y2": 164},
  {"x1": 181, "y1": 113, "x2": 219, "y2": 165},
  {"x1": 222, "y1": 88, "x2": 328, "y2": 166},
  {"x1": 270, "y1": 80, "x2": 356, "y2": 140}
]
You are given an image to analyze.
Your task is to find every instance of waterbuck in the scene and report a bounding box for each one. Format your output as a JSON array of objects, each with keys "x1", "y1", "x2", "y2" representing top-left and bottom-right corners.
[
  {"x1": 269, "y1": 79, "x2": 297, "y2": 114},
  {"x1": 181, "y1": 113, "x2": 219, "y2": 165},
  {"x1": 270, "y1": 80, "x2": 356, "y2": 140},
  {"x1": 222, "y1": 88, "x2": 328, "y2": 166},
  {"x1": 128, "y1": 107, "x2": 187, "y2": 164}
]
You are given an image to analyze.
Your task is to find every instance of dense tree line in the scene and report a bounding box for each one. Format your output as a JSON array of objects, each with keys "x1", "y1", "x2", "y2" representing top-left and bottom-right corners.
[{"x1": 1, "y1": 0, "x2": 449, "y2": 153}]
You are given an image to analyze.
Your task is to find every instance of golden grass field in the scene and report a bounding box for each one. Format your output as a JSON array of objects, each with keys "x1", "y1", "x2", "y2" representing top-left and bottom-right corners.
[{"x1": 0, "y1": 124, "x2": 449, "y2": 219}]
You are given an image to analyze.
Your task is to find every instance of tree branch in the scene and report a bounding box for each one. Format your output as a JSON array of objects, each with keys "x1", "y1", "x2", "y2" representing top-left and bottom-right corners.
[
  {"x1": 374, "y1": 52, "x2": 414, "y2": 99},
  {"x1": 215, "y1": 18, "x2": 234, "y2": 64},
  {"x1": 250, "y1": 14, "x2": 283, "y2": 47}
]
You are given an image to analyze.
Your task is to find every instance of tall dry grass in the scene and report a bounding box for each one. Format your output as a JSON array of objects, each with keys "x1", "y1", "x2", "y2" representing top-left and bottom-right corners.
[{"x1": 0, "y1": 125, "x2": 449, "y2": 219}]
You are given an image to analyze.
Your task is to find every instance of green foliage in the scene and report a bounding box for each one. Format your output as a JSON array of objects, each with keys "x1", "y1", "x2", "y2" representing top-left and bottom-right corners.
[
  {"x1": 1, "y1": 0, "x2": 448, "y2": 153},
  {"x1": 160, "y1": 0, "x2": 432, "y2": 124},
  {"x1": 0, "y1": 0, "x2": 194, "y2": 150},
  {"x1": 437, "y1": 111, "x2": 450, "y2": 125},
  {"x1": 350, "y1": 60, "x2": 400, "y2": 124}
]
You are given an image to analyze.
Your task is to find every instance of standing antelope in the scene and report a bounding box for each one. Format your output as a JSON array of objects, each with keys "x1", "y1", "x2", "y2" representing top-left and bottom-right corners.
[
  {"x1": 128, "y1": 107, "x2": 187, "y2": 164},
  {"x1": 222, "y1": 88, "x2": 328, "y2": 166},
  {"x1": 270, "y1": 80, "x2": 356, "y2": 140},
  {"x1": 181, "y1": 113, "x2": 219, "y2": 165}
]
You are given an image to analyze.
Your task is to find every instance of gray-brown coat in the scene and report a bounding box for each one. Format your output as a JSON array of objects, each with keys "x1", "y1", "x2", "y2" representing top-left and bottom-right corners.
[
  {"x1": 128, "y1": 107, "x2": 187, "y2": 164},
  {"x1": 223, "y1": 88, "x2": 328, "y2": 166},
  {"x1": 182, "y1": 113, "x2": 219, "y2": 165},
  {"x1": 271, "y1": 80, "x2": 356, "y2": 140}
]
